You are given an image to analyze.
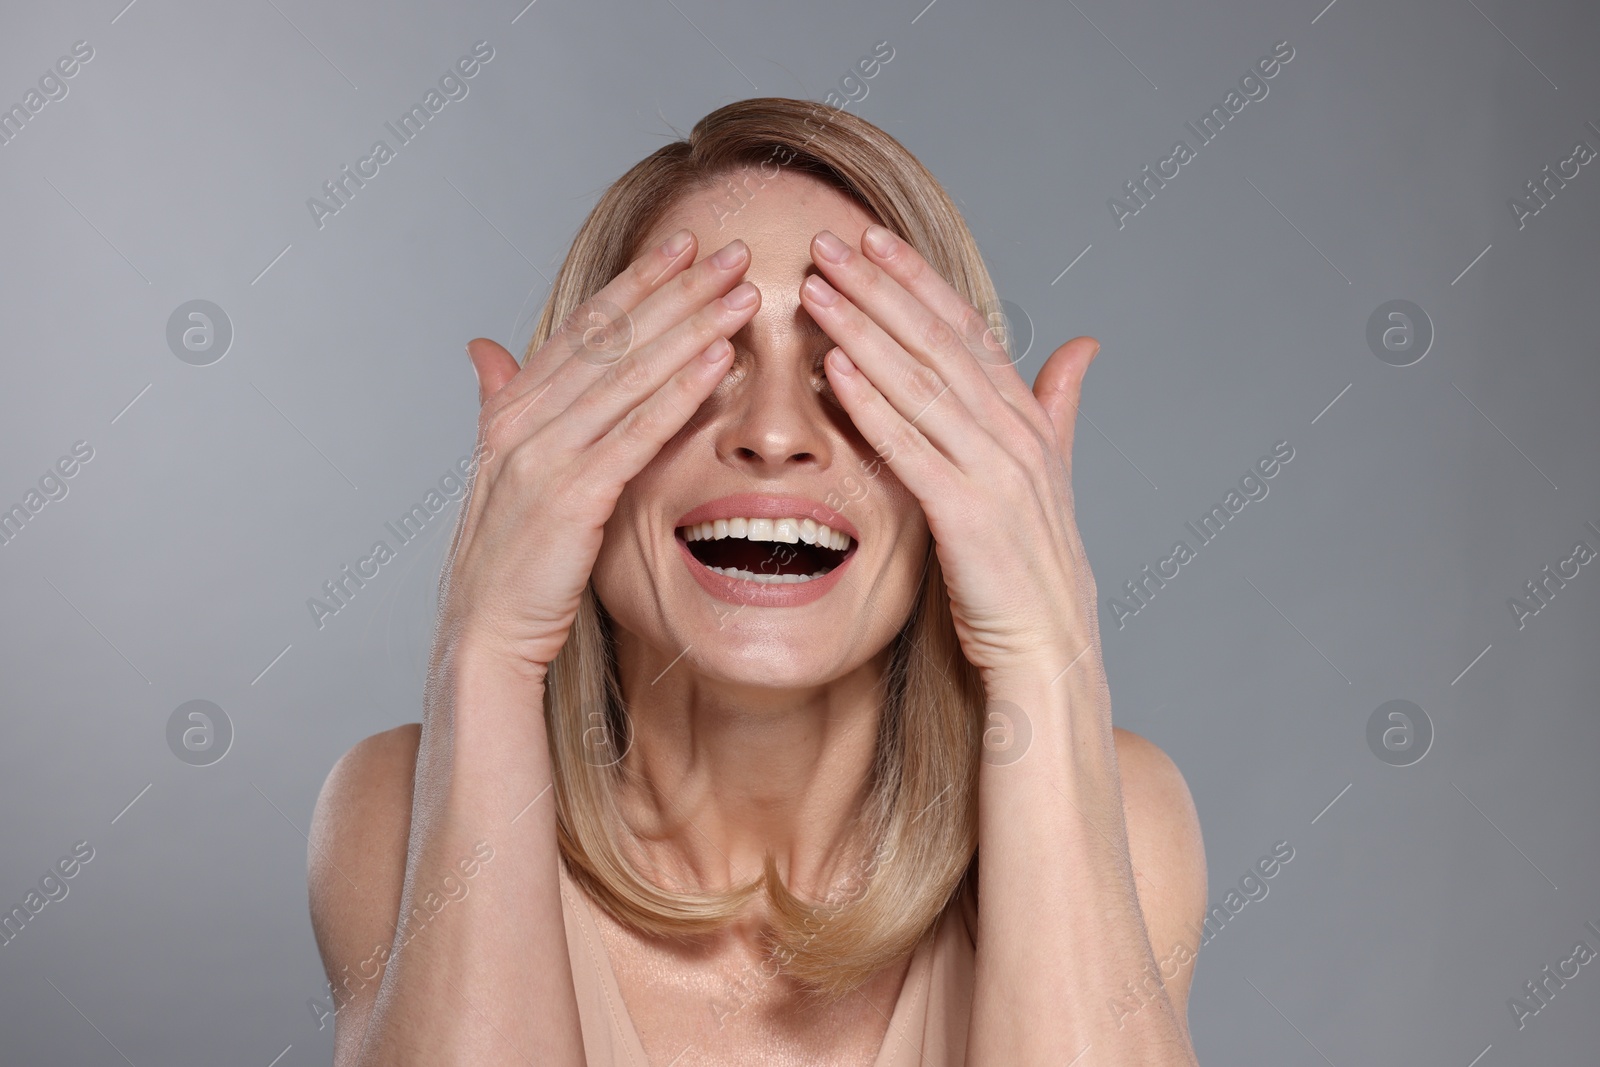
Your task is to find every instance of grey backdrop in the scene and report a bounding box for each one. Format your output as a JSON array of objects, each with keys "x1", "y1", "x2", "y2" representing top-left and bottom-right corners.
[{"x1": 2, "y1": 0, "x2": 1597, "y2": 1064}]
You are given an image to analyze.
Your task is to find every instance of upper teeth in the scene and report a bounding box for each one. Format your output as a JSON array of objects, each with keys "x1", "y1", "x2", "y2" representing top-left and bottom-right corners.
[{"x1": 680, "y1": 516, "x2": 853, "y2": 551}]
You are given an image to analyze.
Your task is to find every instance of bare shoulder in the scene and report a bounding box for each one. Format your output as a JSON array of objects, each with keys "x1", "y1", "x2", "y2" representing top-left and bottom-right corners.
[
  {"x1": 1111, "y1": 727, "x2": 1205, "y2": 876},
  {"x1": 1111, "y1": 727, "x2": 1208, "y2": 1018},
  {"x1": 306, "y1": 724, "x2": 422, "y2": 1056},
  {"x1": 308, "y1": 723, "x2": 422, "y2": 913}
]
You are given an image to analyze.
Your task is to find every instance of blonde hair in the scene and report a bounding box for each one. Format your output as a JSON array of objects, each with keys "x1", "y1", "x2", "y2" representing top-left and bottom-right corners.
[{"x1": 528, "y1": 97, "x2": 1006, "y2": 1000}]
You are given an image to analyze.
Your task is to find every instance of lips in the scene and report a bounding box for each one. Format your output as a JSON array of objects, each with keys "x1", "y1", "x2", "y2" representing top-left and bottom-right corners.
[{"x1": 672, "y1": 493, "x2": 860, "y2": 608}]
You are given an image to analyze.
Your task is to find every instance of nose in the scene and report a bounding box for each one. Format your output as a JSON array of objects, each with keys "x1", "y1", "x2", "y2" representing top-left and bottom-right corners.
[{"x1": 711, "y1": 352, "x2": 836, "y2": 476}]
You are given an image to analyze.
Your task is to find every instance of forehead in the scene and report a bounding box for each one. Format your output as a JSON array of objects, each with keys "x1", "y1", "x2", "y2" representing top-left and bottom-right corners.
[
  {"x1": 641, "y1": 168, "x2": 877, "y2": 270},
  {"x1": 638, "y1": 167, "x2": 881, "y2": 345}
]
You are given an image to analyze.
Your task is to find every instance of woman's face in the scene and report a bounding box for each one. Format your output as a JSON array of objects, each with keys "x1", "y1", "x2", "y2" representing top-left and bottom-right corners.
[{"x1": 590, "y1": 168, "x2": 933, "y2": 690}]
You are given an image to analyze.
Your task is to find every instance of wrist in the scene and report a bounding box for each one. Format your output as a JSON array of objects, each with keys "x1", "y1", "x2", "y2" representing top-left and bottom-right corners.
[
  {"x1": 979, "y1": 644, "x2": 1115, "y2": 758},
  {"x1": 980, "y1": 642, "x2": 1094, "y2": 698},
  {"x1": 423, "y1": 630, "x2": 549, "y2": 733},
  {"x1": 432, "y1": 619, "x2": 551, "y2": 686},
  {"x1": 423, "y1": 633, "x2": 555, "y2": 799},
  {"x1": 459, "y1": 635, "x2": 550, "y2": 687}
]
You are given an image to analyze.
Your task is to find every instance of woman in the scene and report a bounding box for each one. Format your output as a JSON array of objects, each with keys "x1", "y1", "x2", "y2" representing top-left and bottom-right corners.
[{"x1": 308, "y1": 97, "x2": 1208, "y2": 1066}]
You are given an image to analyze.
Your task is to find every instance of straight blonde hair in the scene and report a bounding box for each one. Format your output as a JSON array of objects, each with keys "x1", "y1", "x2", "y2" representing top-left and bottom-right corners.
[{"x1": 527, "y1": 97, "x2": 1006, "y2": 1000}]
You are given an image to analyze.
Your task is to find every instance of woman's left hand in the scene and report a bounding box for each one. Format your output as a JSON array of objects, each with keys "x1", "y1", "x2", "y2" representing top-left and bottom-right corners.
[
  {"x1": 805, "y1": 228, "x2": 1206, "y2": 1067},
  {"x1": 800, "y1": 225, "x2": 1104, "y2": 692}
]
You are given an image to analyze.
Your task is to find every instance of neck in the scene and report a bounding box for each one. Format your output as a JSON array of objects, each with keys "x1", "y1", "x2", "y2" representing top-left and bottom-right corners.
[{"x1": 608, "y1": 637, "x2": 894, "y2": 902}]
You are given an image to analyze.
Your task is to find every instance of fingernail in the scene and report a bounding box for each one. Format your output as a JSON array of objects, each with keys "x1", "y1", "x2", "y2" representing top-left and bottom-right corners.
[
  {"x1": 812, "y1": 230, "x2": 850, "y2": 263},
  {"x1": 661, "y1": 229, "x2": 694, "y2": 258},
  {"x1": 803, "y1": 274, "x2": 838, "y2": 306},
  {"x1": 722, "y1": 282, "x2": 758, "y2": 309},
  {"x1": 711, "y1": 240, "x2": 748, "y2": 269},
  {"x1": 862, "y1": 225, "x2": 896, "y2": 257}
]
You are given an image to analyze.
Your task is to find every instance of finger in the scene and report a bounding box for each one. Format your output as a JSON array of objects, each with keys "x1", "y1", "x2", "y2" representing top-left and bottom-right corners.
[
  {"x1": 466, "y1": 337, "x2": 521, "y2": 407},
  {"x1": 451, "y1": 325, "x2": 734, "y2": 594},
  {"x1": 522, "y1": 228, "x2": 695, "y2": 379},
  {"x1": 613, "y1": 239, "x2": 754, "y2": 367},
  {"x1": 800, "y1": 272, "x2": 992, "y2": 469},
  {"x1": 848, "y1": 225, "x2": 1051, "y2": 435},
  {"x1": 511, "y1": 237, "x2": 752, "y2": 416},
  {"x1": 569, "y1": 334, "x2": 738, "y2": 490},
  {"x1": 807, "y1": 231, "x2": 1020, "y2": 435},
  {"x1": 547, "y1": 279, "x2": 760, "y2": 451},
  {"x1": 821, "y1": 345, "x2": 958, "y2": 506},
  {"x1": 1032, "y1": 336, "x2": 1099, "y2": 464},
  {"x1": 461, "y1": 292, "x2": 752, "y2": 563}
]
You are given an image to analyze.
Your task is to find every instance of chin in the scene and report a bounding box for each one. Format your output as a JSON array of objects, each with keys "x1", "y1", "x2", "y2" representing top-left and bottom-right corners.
[{"x1": 679, "y1": 638, "x2": 860, "y2": 691}]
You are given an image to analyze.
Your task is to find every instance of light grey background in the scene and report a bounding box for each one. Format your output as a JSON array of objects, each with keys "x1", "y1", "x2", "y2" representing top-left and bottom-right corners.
[{"x1": 2, "y1": 0, "x2": 1597, "y2": 1064}]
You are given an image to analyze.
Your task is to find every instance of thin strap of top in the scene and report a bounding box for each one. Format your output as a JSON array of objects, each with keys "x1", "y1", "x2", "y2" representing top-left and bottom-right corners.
[{"x1": 558, "y1": 862, "x2": 978, "y2": 1066}]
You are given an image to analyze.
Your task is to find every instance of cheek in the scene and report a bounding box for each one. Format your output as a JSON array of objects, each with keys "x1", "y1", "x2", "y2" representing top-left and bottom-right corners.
[
  {"x1": 591, "y1": 542, "x2": 658, "y2": 652},
  {"x1": 858, "y1": 459, "x2": 928, "y2": 557},
  {"x1": 874, "y1": 468, "x2": 927, "y2": 544},
  {"x1": 591, "y1": 510, "x2": 652, "y2": 610},
  {"x1": 588, "y1": 483, "x2": 661, "y2": 622},
  {"x1": 873, "y1": 503, "x2": 933, "y2": 595}
]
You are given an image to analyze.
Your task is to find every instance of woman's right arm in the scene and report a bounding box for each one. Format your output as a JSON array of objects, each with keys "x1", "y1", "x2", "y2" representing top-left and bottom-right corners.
[
  {"x1": 307, "y1": 228, "x2": 760, "y2": 1066},
  {"x1": 307, "y1": 650, "x2": 569, "y2": 1066}
]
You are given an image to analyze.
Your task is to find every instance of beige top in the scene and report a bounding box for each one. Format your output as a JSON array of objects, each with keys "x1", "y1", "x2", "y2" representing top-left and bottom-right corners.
[{"x1": 558, "y1": 862, "x2": 978, "y2": 1066}]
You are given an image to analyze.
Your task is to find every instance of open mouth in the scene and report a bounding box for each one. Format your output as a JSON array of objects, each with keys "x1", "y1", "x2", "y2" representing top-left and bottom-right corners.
[{"x1": 675, "y1": 516, "x2": 855, "y2": 584}]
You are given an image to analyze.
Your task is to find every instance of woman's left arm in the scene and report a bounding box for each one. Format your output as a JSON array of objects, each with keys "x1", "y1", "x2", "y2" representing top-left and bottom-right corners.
[{"x1": 800, "y1": 224, "x2": 1209, "y2": 1065}]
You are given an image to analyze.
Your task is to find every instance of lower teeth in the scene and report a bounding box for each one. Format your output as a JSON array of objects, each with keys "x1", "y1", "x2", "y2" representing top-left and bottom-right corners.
[{"x1": 705, "y1": 565, "x2": 829, "y2": 584}]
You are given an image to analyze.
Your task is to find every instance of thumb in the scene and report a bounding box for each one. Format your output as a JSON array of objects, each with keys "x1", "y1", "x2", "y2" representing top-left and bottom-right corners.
[
  {"x1": 465, "y1": 337, "x2": 521, "y2": 407},
  {"x1": 1032, "y1": 336, "x2": 1100, "y2": 453}
]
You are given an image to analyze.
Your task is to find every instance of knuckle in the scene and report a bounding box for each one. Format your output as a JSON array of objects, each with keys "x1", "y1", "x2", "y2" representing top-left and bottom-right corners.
[
  {"x1": 569, "y1": 303, "x2": 634, "y2": 364},
  {"x1": 556, "y1": 297, "x2": 594, "y2": 339},
  {"x1": 478, "y1": 427, "x2": 508, "y2": 468},
  {"x1": 480, "y1": 406, "x2": 517, "y2": 451},
  {"x1": 1000, "y1": 420, "x2": 1041, "y2": 460},
  {"x1": 974, "y1": 307, "x2": 1013, "y2": 363},
  {"x1": 467, "y1": 439, "x2": 499, "y2": 477},
  {"x1": 887, "y1": 421, "x2": 923, "y2": 460},
  {"x1": 900, "y1": 362, "x2": 947, "y2": 406},
  {"x1": 604, "y1": 352, "x2": 652, "y2": 396},
  {"x1": 611, "y1": 402, "x2": 656, "y2": 446},
  {"x1": 627, "y1": 252, "x2": 662, "y2": 291},
  {"x1": 998, "y1": 449, "x2": 1036, "y2": 489},
  {"x1": 1002, "y1": 449, "x2": 1032, "y2": 482},
  {"x1": 955, "y1": 302, "x2": 991, "y2": 347},
  {"x1": 502, "y1": 437, "x2": 549, "y2": 486},
  {"x1": 1027, "y1": 412, "x2": 1061, "y2": 451},
  {"x1": 1018, "y1": 432, "x2": 1049, "y2": 471},
  {"x1": 480, "y1": 380, "x2": 554, "y2": 448},
  {"x1": 919, "y1": 314, "x2": 960, "y2": 355},
  {"x1": 856, "y1": 264, "x2": 887, "y2": 297},
  {"x1": 675, "y1": 265, "x2": 704, "y2": 298},
  {"x1": 550, "y1": 305, "x2": 588, "y2": 355},
  {"x1": 688, "y1": 297, "x2": 741, "y2": 347},
  {"x1": 828, "y1": 309, "x2": 866, "y2": 347},
  {"x1": 698, "y1": 295, "x2": 735, "y2": 328}
]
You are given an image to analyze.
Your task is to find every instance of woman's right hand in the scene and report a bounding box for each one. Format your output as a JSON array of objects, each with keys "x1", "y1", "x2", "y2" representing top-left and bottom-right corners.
[
  {"x1": 314, "y1": 236, "x2": 760, "y2": 1067},
  {"x1": 438, "y1": 230, "x2": 759, "y2": 678}
]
